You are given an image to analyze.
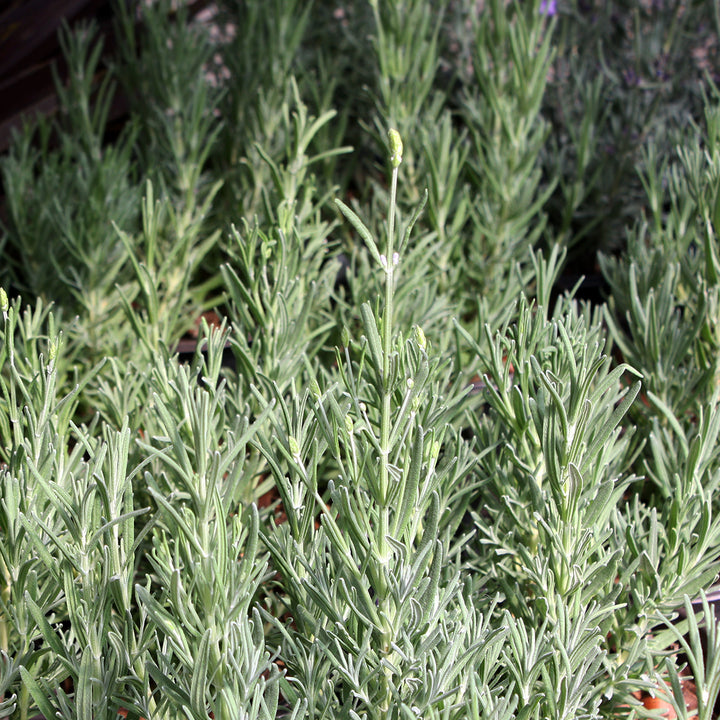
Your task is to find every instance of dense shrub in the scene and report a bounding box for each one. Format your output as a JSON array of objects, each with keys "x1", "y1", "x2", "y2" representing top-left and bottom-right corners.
[{"x1": 1, "y1": 1, "x2": 720, "y2": 718}]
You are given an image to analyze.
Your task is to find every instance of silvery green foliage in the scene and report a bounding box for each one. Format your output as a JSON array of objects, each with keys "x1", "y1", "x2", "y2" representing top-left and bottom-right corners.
[
  {"x1": 455, "y1": 248, "x2": 648, "y2": 711},
  {"x1": 4, "y1": 1, "x2": 720, "y2": 717},
  {"x1": 367, "y1": 0, "x2": 446, "y2": 205},
  {"x1": 1, "y1": 8, "x2": 226, "y2": 375},
  {"x1": 333, "y1": 191, "x2": 460, "y2": 360},
  {"x1": 220, "y1": 88, "x2": 347, "y2": 409},
  {"x1": 658, "y1": 592, "x2": 720, "y2": 720},
  {"x1": 0, "y1": 295, "x2": 78, "y2": 718},
  {"x1": 602, "y1": 100, "x2": 720, "y2": 425},
  {"x1": 541, "y1": 0, "x2": 716, "y2": 258},
  {"x1": 254, "y1": 135, "x2": 494, "y2": 719},
  {"x1": 458, "y1": 0, "x2": 556, "y2": 329},
  {"x1": 113, "y1": 179, "x2": 224, "y2": 365},
  {"x1": 363, "y1": 0, "x2": 556, "y2": 338},
  {"x1": 0, "y1": 296, "x2": 283, "y2": 719},
  {"x1": 0, "y1": 22, "x2": 138, "y2": 363},
  {"x1": 114, "y1": 0, "x2": 224, "y2": 222},
  {"x1": 595, "y1": 98, "x2": 720, "y2": 708},
  {"x1": 212, "y1": 0, "x2": 315, "y2": 222},
  {"x1": 600, "y1": 97, "x2": 720, "y2": 545},
  {"x1": 221, "y1": 218, "x2": 337, "y2": 417},
  {"x1": 0, "y1": 294, "x2": 143, "y2": 719},
  {"x1": 254, "y1": 330, "x2": 482, "y2": 716}
]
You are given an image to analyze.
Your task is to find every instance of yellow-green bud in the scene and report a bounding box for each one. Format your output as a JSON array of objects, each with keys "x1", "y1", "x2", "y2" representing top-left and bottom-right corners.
[
  {"x1": 289, "y1": 436, "x2": 301, "y2": 457},
  {"x1": 0, "y1": 288, "x2": 7, "y2": 313},
  {"x1": 388, "y1": 128, "x2": 403, "y2": 168},
  {"x1": 414, "y1": 325, "x2": 427, "y2": 351},
  {"x1": 431, "y1": 440, "x2": 441, "y2": 460},
  {"x1": 310, "y1": 376, "x2": 322, "y2": 400},
  {"x1": 344, "y1": 414, "x2": 354, "y2": 435}
]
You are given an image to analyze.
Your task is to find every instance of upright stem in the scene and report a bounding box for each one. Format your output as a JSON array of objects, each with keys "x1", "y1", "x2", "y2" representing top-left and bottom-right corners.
[
  {"x1": 377, "y1": 129, "x2": 403, "y2": 601},
  {"x1": 376, "y1": 127, "x2": 403, "y2": 715},
  {"x1": 379, "y1": 145, "x2": 400, "y2": 505}
]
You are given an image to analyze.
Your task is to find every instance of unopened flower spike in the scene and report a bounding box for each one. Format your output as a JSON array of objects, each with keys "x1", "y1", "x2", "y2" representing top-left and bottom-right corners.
[
  {"x1": 0, "y1": 288, "x2": 7, "y2": 314},
  {"x1": 389, "y1": 128, "x2": 403, "y2": 168},
  {"x1": 289, "y1": 436, "x2": 301, "y2": 458},
  {"x1": 414, "y1": 325, "x2": 427, "y2": 351},
  {"x1": 431, "y1": 440, "x2": 441, "y2": 460}
]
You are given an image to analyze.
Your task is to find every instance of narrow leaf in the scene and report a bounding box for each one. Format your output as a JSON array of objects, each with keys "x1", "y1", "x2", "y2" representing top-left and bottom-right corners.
[{"x1": 335, "y1": 198, "x2": 383, "y2": 267}]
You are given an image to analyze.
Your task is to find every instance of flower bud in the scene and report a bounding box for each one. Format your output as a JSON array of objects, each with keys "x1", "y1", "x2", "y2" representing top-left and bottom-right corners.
[
  {"x1": 289, "y1": 436, "x2": 301, "y2": 458},
  {"x1": 414, "y1": 325, "x2": 427, "y2": 351},
  {"x1": 388, "y1": 128, "x2": 403, "y2": 168},
  {"x1": 431, "y1": 440, "x2": 441, "y2": 460},
  {"x1": 0, "y1": 288, "x2": 7, "y2": 313}
]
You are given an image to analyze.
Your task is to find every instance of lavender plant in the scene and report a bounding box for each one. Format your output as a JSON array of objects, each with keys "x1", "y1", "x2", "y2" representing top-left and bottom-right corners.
[
  {"x1": 211, "y1": 0, "x2": 318, "y2": 224},
  {"x1": 601, "y1": 97, "x2": 720, "y2": 465},
  {"x1": 366, "y1": 0, "x2": 447, "y2": 206},
  {"x1": 0, "y1": 291, "x2": 72, "y2": 719},
  {"x1": 254, "y1": 131, "x2": 490, "y2": 719},
  {"x1": 128, "y1": 351, "x2": 281, "y2": 720},
  {"x1": 457, "y1": 0, "x2": 557, "y2": 327},
  {"x1": 114, "y1": 0, "x2": 224, "y2": 226},
  {"x1": 219, "y1": 86, "x2": 348, "y2": 412},
  {"x1": 542, "y1": 0, "x2": 719, "y2": 263},
  {"x1": 113, "y1": 179, "x2": 224, "y2": 363},
  {"x1": 0, "y1": 293, "x2": 286, "y2": 718},
  {"x1": 0, "y1": 22, "x2": 139, "y2": 367},
  {"x1": 3, "y1": 1, "x2": 720, "y2": 717}
]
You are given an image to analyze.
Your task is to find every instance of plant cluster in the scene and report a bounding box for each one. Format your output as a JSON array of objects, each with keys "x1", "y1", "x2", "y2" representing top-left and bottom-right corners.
[{"x1": 1, "y1": 0, "x2": 720, "y2": 718}]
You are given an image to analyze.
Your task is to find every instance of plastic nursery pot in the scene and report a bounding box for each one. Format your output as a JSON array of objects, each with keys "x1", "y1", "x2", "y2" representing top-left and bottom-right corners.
[{"x1": 638, "y1": 676, "x2": 698, "y2": 720}]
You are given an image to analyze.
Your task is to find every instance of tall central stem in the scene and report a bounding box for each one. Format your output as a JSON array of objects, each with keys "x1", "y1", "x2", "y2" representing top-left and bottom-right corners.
[
  {"x1": 380, "y1": 152, "x2": 400, "y2": 494},
  {"x1": 377, "y1": 129, "x2": 402, "y2": 597},
  {"x1": 376, "y1": 128, "x2": 403, "y2": 716}
]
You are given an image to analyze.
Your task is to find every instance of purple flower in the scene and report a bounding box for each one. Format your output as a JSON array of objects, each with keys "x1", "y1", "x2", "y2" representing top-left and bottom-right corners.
[
  {"x1": 540, "y1": 0, "x2": 557, "y2": 15},
  {"x1": 622, "y1": 67, "x2": 641, "y2": 88}
]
